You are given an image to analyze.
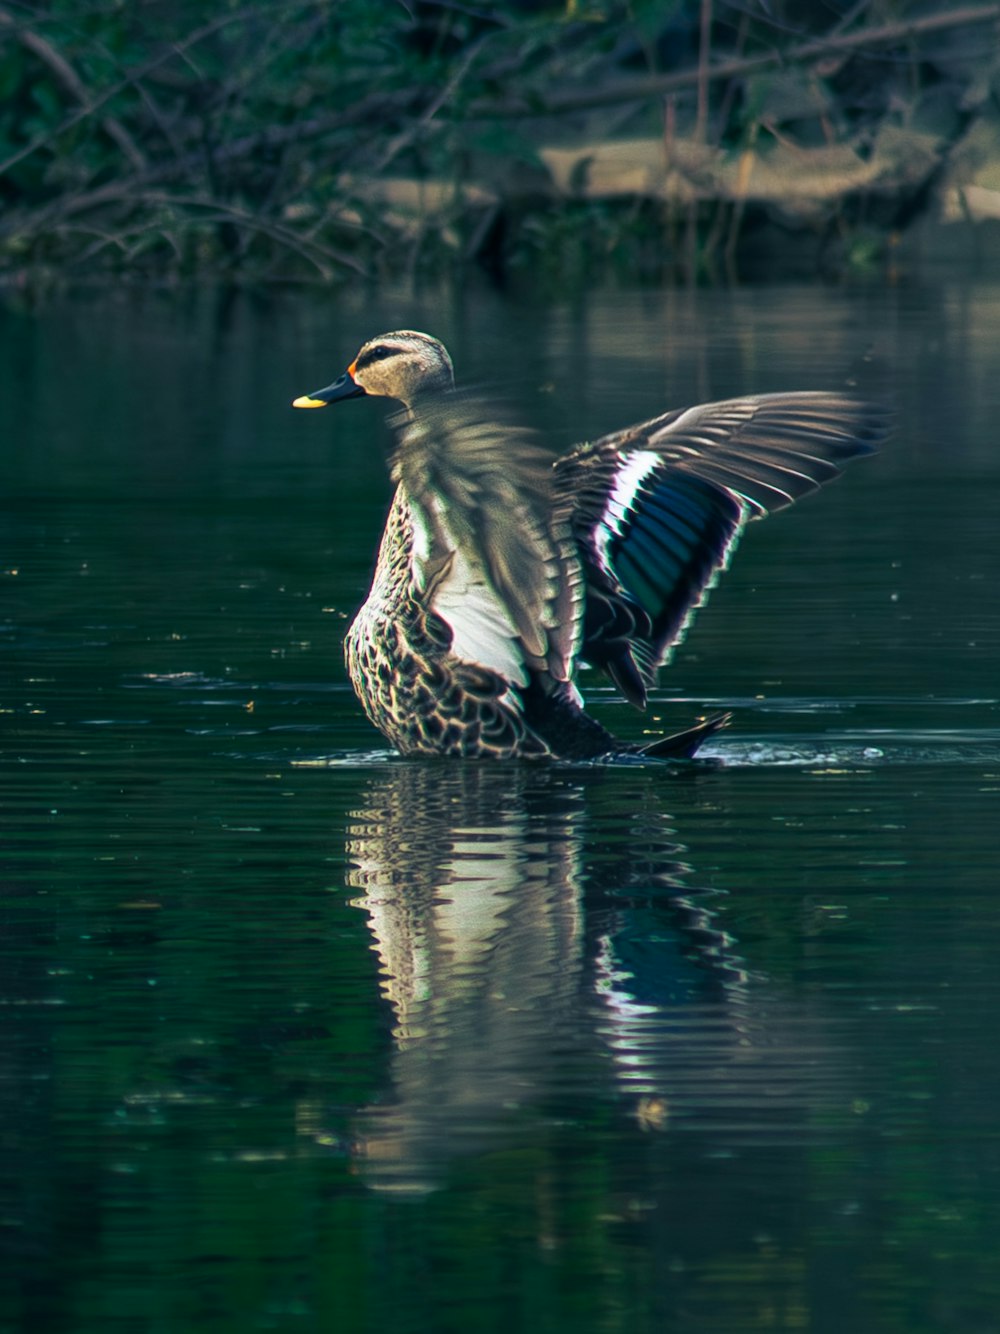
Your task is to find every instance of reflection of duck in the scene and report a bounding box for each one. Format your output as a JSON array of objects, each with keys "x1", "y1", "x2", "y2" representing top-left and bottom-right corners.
[
  {"x1": 294, "y1": 331, "x2": 888, "y2": 759},
  {"x1": 342, "y1": 763, "x2": 843, "y2": 1191},
  {"x1": 344, "y1": 764, "x2": 585, "y2": 1191}
]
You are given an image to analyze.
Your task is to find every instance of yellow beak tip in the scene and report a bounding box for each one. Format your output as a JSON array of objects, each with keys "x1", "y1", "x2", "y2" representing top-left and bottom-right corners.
[{"x1": 292, "y1": 394, "x2": 327, "y2": 409}]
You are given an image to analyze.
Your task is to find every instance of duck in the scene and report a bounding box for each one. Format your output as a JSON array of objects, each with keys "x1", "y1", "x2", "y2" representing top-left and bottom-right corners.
[{"x1": 293, "y1": 330, "x2": 888, "y2": 760}]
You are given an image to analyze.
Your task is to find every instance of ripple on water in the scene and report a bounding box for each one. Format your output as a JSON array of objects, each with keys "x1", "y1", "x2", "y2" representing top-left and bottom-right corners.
[{"x1": 716, "y1": 729, "x2": 1000, "y2": 768}]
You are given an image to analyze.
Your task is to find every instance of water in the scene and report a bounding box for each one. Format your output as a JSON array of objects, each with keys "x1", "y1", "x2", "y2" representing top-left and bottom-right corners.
[{"x1": 3, "y1": 280, "x2": 1000, "y2": 1332}]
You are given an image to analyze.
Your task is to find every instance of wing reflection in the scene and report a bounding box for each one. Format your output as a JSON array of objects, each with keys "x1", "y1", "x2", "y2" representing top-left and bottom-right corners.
[{"x1": 343, "y1": 763, "x2": 839, "y2": 1191}]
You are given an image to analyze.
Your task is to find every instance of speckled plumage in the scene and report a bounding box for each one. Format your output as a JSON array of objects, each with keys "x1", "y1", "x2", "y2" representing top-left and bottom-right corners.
[
  {"x1": 294, "y1": 331, "x2": 889, "y2": 760},
  {"x1": 344, "y1": 489, "x2": 552, "y2": 758}
]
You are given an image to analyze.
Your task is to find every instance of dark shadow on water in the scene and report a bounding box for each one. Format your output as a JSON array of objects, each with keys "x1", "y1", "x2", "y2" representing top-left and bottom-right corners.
[{"x1": 339, "y1": 762, "x2": 848, "y2": 1194}]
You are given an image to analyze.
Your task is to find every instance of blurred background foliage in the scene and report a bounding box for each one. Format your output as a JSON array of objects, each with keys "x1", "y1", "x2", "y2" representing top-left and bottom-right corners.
[{"x1": 2, "y1": 0, "x2": 1000, "y2": 284}]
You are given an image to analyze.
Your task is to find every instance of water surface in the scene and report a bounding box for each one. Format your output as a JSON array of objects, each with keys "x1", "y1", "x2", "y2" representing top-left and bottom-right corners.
[{"x1": 2, "y1": 281, "x2": 1000, "y2": 1332}]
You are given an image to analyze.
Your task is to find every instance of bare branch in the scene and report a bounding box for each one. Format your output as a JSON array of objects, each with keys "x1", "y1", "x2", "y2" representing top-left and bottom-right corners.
[
  {"x1": 0, "y1": 4, "x2": 145, "y2": 168},
  {"x1": 0, "y1": 6, "x2": 275, "y2": 179},
  {"x1": 468, "y1": 2, "x2": 1000, "y2": 118}
]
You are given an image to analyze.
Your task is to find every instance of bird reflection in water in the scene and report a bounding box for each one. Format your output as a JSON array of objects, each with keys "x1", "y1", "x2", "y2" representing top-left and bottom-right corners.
[{"x1": 342, "y1": 763, "x2": 838, "y2": 1192}]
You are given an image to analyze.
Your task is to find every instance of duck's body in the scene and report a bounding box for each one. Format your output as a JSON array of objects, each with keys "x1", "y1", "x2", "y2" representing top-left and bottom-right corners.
[
  {"x1": 344, "y1": 488, "x2": 559, "y2": 758},
  {"x1": 294, "y1": 331, "x2": 888, "y2": 760}
]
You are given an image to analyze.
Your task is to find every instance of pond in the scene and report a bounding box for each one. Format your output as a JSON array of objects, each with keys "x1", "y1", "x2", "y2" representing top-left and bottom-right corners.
[{"x1": 2, "y1": 278, "x2": 1000, "y2": 1333}]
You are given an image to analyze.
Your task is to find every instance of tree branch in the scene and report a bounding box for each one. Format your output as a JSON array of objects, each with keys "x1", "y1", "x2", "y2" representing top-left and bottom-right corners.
[
  {"x1": 0, "y1": 4, "x2": 145, "y2": 169},
  {"x1": 0, "y1": 6, "x2": 277, "y2": 179},
  {"x1": 468, "y1": 2, "x2": 1000, "y2": 118}
]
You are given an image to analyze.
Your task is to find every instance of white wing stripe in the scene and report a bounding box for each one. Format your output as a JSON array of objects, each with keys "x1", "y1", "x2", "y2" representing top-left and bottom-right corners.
[
  {"x1": 433, "y1": 543, "x2": 529, "y2": 687},
  {"x1": 594, "y1": 450, "x2": 660, "y2": 576}
]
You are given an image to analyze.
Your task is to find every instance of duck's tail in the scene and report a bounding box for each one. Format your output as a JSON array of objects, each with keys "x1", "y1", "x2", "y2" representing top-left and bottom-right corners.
[{"x1": 638, "y1": 711, "x2": 731, "y2": 760}]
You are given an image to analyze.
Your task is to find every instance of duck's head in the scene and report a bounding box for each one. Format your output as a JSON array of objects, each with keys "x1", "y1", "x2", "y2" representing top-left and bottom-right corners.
[{"x1": 292, "y1": 330, "x2": 455, "y2": 411}]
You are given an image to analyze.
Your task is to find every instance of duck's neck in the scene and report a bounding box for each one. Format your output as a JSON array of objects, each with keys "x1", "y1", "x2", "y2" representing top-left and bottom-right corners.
[{"x1": 385, "y1": 379, "x2": 453, "y2": 434}]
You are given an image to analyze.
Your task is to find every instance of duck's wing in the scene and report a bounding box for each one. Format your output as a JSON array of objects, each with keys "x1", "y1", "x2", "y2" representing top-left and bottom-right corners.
[
  {"x1": 557, "y1": 392, "x2": 891, "y2": 708},
  {"x1": 396, "y1": 391, "x2": 582, "y2": 691}
]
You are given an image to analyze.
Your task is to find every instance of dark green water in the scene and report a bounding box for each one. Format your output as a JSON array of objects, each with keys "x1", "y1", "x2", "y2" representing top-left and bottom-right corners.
[{"x1": 3, "y1": 281, "x2": 1000, "y2": 1333}]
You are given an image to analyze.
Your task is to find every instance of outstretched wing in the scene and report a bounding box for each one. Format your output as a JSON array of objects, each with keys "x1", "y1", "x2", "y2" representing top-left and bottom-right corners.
[{"x1": 557, "y1": 392, "x2": 891, "y2": 708}]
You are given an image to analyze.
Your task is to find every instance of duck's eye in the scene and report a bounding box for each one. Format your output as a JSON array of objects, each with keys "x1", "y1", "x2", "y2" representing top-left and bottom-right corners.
[{"x1": 364, "y1": 345, "x2": 392, "y2": 363}]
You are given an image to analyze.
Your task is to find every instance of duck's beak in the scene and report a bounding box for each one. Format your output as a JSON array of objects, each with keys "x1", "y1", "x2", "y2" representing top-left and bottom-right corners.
[{"x1": 292, "y1": 368, "x2": 366, "y2": 409}]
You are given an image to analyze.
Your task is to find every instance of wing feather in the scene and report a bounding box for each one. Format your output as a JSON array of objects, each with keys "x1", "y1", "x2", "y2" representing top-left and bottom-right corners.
[
  {"x1": 397, "y1": 391, "x2": 582, "y2": 687},
  {"x1": 559, "y1": 392, "x2": 890, "y2": 707}
]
